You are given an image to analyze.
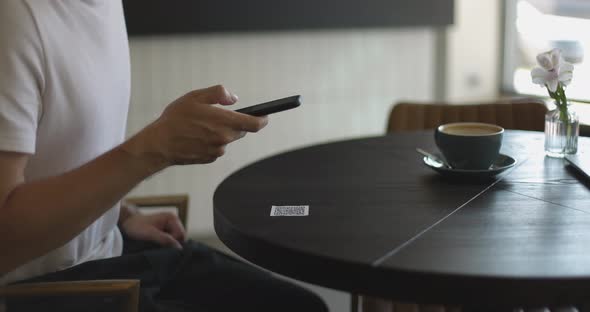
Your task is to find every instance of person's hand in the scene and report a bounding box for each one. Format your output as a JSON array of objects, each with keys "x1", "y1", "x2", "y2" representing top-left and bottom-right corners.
[
  {"x1": 121, "y1": 212, "x2": 186, "y2": 249},
  {"x1": 122, "y1": 85, "x2": 268, "y2": 172}
]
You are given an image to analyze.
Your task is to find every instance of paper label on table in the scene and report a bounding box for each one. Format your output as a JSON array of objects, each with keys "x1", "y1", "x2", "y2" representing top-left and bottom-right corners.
[{"x1": 270, "y1": 205, "x2": 309, "y2": 216}]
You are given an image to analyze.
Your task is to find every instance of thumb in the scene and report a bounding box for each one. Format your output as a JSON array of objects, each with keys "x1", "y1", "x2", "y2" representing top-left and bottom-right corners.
[
  {"x1": 190, "y1": 85, "x2": 238, "y2": 106},
  {"x1": 150, "y1": 228, "x2": 183, "y2": 249}
]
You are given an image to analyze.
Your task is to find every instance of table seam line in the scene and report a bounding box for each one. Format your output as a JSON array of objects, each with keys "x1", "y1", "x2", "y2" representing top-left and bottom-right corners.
[
  {"x1": 370, "y1": 154, "x2": 530, "y2": 267},
  {"x1": 499, "y1": 187, "x2": 590, "y2": 215},
  {"x1": 371, "y1": 178, "x2": 503, "y2": 267}
]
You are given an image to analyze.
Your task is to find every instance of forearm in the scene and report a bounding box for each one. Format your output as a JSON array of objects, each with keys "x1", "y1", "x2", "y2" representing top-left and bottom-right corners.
[
  {"x1": 0, "y1": 85, "x2": 265, "y2": 274},
  {"x1": 0, "y1": 140, "x2": 164, "y2": 274}
]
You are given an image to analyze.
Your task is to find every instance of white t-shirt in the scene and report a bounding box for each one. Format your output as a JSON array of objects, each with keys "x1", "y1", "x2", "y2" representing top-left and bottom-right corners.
[{"x1": 0, "y1": 0, "x2": 130, "y2": 285}]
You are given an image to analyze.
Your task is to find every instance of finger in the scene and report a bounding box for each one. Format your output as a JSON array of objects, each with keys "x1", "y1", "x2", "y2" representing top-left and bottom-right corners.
[
  {"x1": 225, "y1": 111, "x2": 269, "y2": 133},
  {"x1": 189, "y1": 85, "x2": 238, "y2": 106},
  {"x1": 208, "y1": 145, "x2": 225, "y2": 158},
  {"x1": 148, "y1": 227, "x2": 183, "y2": 249},
  {"x1": 166, "y1": 215, "x2": 187, "y2": 242},
  {"x1": 206, "y1": 130, "x2": 247, "y2": 147}
]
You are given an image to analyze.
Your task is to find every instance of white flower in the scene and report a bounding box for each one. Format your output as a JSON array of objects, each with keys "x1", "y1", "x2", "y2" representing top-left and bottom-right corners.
[{"x1": 531, "y1": 48, "x2": 574, "y2": 92}]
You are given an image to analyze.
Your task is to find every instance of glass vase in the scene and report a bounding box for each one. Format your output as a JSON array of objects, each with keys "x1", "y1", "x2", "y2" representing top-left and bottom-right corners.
[{"x1": 544, "y1": 104, "x2": 579, "y2": 158}]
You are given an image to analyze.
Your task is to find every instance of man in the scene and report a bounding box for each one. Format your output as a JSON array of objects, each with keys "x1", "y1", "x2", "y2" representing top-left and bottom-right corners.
[{"x1": 0, "y1": 1, "x2": 327, "y2": 311}]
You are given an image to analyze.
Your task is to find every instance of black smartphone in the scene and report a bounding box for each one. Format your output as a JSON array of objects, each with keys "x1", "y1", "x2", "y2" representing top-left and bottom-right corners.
[{"x1": 235, "y1": 95, "x2": 301, "y2": 116}]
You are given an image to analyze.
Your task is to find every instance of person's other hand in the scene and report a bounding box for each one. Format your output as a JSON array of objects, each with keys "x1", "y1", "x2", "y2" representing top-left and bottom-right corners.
[
  {"x1": 121, "y1": 212, "x2": 186, "y2": 249},
  {"x1": 122, "y1": 85, "x2": 268, "y2": 171}
]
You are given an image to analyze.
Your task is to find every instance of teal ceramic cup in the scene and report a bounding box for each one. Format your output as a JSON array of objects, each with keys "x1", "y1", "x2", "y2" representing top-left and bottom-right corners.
[{"x1": 434, "y1": 122, "x2": 504, "y2": 170}]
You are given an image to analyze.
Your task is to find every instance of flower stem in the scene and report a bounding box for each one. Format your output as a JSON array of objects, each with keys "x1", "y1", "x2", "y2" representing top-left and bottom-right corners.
[
  {"x1": 553, "y1": 84, "x2": 573, "y2": 151},
  {"x1": 555, "y1": 84, "x2": 569, "y2": 122}
]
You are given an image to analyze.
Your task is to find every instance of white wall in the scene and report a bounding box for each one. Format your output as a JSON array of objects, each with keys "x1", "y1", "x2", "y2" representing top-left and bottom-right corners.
[
  {"x1": 444, "y1": 0, "x2": 502, "y2": 102},
  {"x1": 126, "y1": 29, "x2": 436, "y2": 236}
]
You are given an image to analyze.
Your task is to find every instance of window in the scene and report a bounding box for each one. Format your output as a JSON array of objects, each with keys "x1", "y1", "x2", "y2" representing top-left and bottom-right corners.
[{"x1": 503, "y1": 0, "x2": 590, "y2": 102}]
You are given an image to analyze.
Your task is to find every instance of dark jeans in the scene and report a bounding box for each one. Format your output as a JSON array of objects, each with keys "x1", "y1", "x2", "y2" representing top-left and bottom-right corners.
[{"x1": 8, "y1": 236, "x2": 328, "y2": 312}]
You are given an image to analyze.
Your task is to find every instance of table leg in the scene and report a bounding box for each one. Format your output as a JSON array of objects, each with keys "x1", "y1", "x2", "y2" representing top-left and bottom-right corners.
[{"x1": 351, "y1": 293, "x2": 359, "y2": 312}]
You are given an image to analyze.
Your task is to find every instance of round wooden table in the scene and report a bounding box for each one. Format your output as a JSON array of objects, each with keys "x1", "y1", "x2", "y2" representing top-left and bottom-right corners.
[{"x1": 213, "y1": 130, "x2": 590, "y2": 307}]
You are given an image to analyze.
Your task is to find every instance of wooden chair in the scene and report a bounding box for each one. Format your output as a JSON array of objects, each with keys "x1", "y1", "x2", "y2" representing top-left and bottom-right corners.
[
  {"x1": 0, "y1": 194, "x2": 189, "y2": 312},
  {"x1": 356, "y1": 100, "x2": 548, "y2": 312},
  {"x1": 124, "y1": 194, "x2": 189, "y2": 229},
  {"x1": 386, "y1": 99, "x2": 548, "y2": 133}
]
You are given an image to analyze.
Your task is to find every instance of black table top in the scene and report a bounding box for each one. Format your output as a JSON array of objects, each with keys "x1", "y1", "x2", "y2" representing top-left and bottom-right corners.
[{"x1": 213, "y1": 130, "x2": 590, "y2": 306}]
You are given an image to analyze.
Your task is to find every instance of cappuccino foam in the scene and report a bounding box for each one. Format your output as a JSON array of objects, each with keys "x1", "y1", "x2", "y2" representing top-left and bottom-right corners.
[{"x1": 441, "y1": 124, "x2": 502, "y2": 136}]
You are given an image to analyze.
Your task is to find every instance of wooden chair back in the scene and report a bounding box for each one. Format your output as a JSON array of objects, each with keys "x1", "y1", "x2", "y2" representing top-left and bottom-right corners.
[
  {"x1": 1, "y1": 280, "x2": 139, "y2": 312},
  {"x1": 125, "y1": 194, "x2": 189, "y2": 228},
  {"x1": 386, "y1": 100, "x2": 548, "y2": 133}
]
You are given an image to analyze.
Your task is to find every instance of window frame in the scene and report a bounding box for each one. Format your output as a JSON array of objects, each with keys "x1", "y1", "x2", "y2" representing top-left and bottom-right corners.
[{"x1": 500, "y1": 0, "x2": 590, "y2": 104}]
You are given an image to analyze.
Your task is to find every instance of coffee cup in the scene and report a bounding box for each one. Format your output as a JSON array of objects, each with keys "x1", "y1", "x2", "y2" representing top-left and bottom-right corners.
[{"x1": 434, "y1": 122, "x2": 504, "y2": 170}]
